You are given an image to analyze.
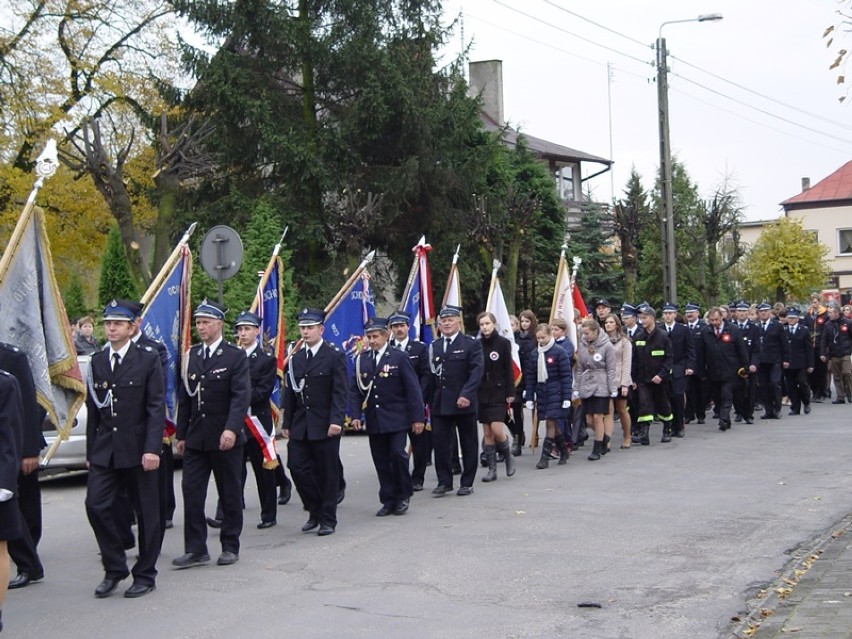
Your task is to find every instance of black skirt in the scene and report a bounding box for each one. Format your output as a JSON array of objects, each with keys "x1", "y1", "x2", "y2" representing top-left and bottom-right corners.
[
  {"x1": 582, "y1": 396, "x2": 611, "y2": 416},
  {"x1": 478, "y1": 402, "x2": 508, "y2": 424},
  {"x1": 0, "y1": 496, "x2": 22, "y2": 540}
]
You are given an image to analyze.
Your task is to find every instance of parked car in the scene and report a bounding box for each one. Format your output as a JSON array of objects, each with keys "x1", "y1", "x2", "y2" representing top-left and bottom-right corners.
[{"x1": 42, "y1": 355, "x2": 89, "y2": 471}]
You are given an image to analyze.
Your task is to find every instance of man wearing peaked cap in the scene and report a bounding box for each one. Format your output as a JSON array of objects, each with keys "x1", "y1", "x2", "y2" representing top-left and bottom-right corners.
[
  {"x1": 783, "y1": 307, "x2": 814, "y2": 416},
  {"x1": 387, "y1": 312, "x2": 433, "y2": 492},
  {"x1": 594, "y1": 298, "x2": 611, "y2": 328},
  {"x1": 282, "y1": 306, "x2": 348, "y2": 536},
  {"x1": 85, "y1": 299, "x2": 165, "y2": 598},
  {"x1": 173, "y1": 298, "x2": 250, "y2": 568},
  {"x1": 428, "y1": 304, "x2": 483, "y2": 497},
  {"x1": 756, "y1": 301, "x2": 790, "y2": 419},
  {"x1": 683, "y1": 302, "x2": 707, "y2": 426},
  {"x1": 661, "y1": 301, "x2": 694, "y2": 440},
  {"x1": 732, "y1": 300, "x2": 761, "y2": 425},
  {"x1": 350, "y1": 318, "x2": 425, "y2": 517}
]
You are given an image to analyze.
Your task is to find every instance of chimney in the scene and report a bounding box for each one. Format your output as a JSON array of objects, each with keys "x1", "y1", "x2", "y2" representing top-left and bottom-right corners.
[
  {"x1": 801, "y1": 177, "x2": 811, "y2": 191},
  {"x1": 468, "y1": 60, "x2": 504, "y2": 127}
]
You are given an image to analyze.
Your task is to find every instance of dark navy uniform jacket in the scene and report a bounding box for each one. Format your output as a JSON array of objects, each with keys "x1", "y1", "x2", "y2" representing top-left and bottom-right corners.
[
  {"x1": 392, "y1": 338, "x2": 432, "y2": 401},
  {"x1": 350, "y1": 347, "x2": 424, "y2": 434},
  {"x1": 0, "y1": 371, "x2": 23, "y2": 494},
  {"x1": 0, "y1": 342, "x2": 43, "y2": 458},
  {"x1": 282, "y1": 340, "x2": 348, "y2": 440},
  {"x1": 632, "y1": 325, "x2": 673, "y2": 384},
  {"x1": 87, "y1": 342, "x2": 165, "y2": 468},
  {"x1": 664, "y1": 323, "x2": 695, "y2": 394},
  {"x1": 428, "y1": 334, "x2": 483, "y2": 416},
  {"x1": 785, "y1": 324, "x2": 814, "y2": 370},
  {"x1": 694, "y1": 323, "x2": 748, "y2": 381},
  {"x1": 734, "y1": 321, "x2": 762, "y2": 369},
  {"x1": 247, "y1": 346, "x2": 276, "y2": 435},
  {"x1": 758, "y1": 319, "x2": 790, "y2": 365},
  {"x1": 177, "y1": 341, "x2": 251, "y2": 451}
]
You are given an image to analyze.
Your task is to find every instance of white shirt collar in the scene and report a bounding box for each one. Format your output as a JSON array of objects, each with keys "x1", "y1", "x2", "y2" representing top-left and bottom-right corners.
[
  {"x1": 395, "y1": 336, "x2": 410, "y2": 351},
  {"x1": 244, "y1": 341, "x2": 258, "y2": 357},
  {"x1": 204, "y1": 336, "x2": 223, "y2": 355},
  {"x1": 110, "y1": 340, "x2": 132, "y2": 362},
  {"x1": 305, "y1": 339, "x2": 323, "y2": 357},
  {"x1": 443, "y1": 332, "x2": 459, "y2": 345}
]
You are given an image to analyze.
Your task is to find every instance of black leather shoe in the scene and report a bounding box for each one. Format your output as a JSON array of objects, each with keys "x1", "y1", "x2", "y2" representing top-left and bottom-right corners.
[
  {"x1": 734, "y1": 415, "x2": 742, "y2": 423},
  {"x1": 375, "y1": 505, "x2": 393, "y2": 517},
  {"x1": 744, "y1": 418, "x2": 754, "y2": 424},
  {"x1": 171, "y1": 552, "x2": 210, "y2": 569},
  {"x1": 788, "y1": 409, "x2": 800, "y2": 416},
  {"x1": 257, "y1": 520, "x2": 277, "y2": 529},
  {"x1": 431, "y1": 485, "x2": 452, "y2": 497},
  {"x1": 206, "y1": 517, "x2": 223, "y2": 529},
  {"x1": 301, "y1": 518, "x2": 319, "y2": 532},
  {"x1": 94, "y1": 576, "x2": 126, "y2": 598},
  {"x1": 804, "y1": 405, "x2": 811, "y2": 414},
  {"x1": 8, "y1": 571, "x2": 44, "y2": 589},
  {"x1": 697, "y1": 419, "x2": 705, "y2": 424},
  {"x1": 278, "y1": 482, "x2": 292, "y2": 505},
  {"x1": 217, "y1": 551, "x2": 239, "y2": 566},
  {"x1": 832, "y1": 399, "x2": 846, "y2": 404},
  {"x1": 661, "y1": 433, "x2": 672, "y2": 443},
  {"x1": 337, "y1": 488, "x2": 345, "y2": 504},
  {"x1": 411, "y1": 481, "x2": 424, "y2": 492},
  {"x1": 393, "y1": 499, "x2": 409, "y2": 516},
  {"x1": 124, "y1": 583, "x2": 155, "y2": 598},
  {"x1": 317, "y1": 524, "x2": 335, "y2": 536},
  {"x1": 718, "y1": 420, "x2": 731, "y2": 431},
  {"x1": 456, "y1": 486, "x2": 473, "y2": 496}
]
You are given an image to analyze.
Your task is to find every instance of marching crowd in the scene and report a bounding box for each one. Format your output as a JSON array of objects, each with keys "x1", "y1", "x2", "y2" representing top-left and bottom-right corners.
[{"x1": 1, "y1": 292, "x2": 852, "y2": 629}]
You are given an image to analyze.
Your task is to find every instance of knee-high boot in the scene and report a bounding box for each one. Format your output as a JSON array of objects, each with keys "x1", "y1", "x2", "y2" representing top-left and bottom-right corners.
[
  {"x1": 553, "y1": 433, "x2": 570, "y2": 465},
  {"x1": 536, "y1": 438, "x2": 554, "y2": 470},
  {"x1": 495, "y1": 438, "x2": 515, "y2": 477},
  {"x1": 481, "y1": 445, "x2": 497, "y2": 482},
  {"x1": 587, "y1": 439, "x2": 602, "y2": 461}
]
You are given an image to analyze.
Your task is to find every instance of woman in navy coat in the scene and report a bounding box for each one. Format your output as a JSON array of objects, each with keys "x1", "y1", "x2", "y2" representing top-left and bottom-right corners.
[{"x1": 525, "y1": 323, "x2": 573, "y2": 469}]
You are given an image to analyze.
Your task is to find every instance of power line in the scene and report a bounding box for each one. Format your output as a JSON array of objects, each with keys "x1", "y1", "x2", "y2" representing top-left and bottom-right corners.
[{"x1": 542, "y1": 0, "x2": 649, "y2": 50}]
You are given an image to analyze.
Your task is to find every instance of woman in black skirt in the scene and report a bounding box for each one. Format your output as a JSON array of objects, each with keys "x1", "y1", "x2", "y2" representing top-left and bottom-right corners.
[
  {"x1": 0, "y1": 371, "x2": 25, "y2": 633},
  {"x1": 574, "y1": 318, "x2": 617, "y2": 461},
  {"x1": 477, "y1": 312, "x2": 516, "y2": 482}
]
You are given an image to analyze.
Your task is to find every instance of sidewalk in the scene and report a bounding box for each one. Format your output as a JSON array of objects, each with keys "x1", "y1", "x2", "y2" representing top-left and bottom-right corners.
[{"x1": 730, "y1": 513, "x2": 852, "y2": 638}]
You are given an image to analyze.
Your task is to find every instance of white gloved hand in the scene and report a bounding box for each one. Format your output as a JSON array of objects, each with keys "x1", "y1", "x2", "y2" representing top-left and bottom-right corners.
[
  {"x1": 610, "y1": 391, "x2": 618, "y2": 398},
  {"x1": 572, "y1": 390, "x2": 580, "y2": 399},
  {"x1": 561, "y1": 400, "x2": 570, "y2": 409},
  {"x1": 525, "y1": 401, "x2": 534, "y2": 410}
]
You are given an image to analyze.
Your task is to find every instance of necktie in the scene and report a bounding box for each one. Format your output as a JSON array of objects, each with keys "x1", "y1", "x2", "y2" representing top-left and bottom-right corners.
[
  {"x1": 445, "y1": 337, "x2": 451, "y2": 353},
  {"x1": 112, "y1": 352, "x2": 120, "y2": 371},
  {"x1": 373, "y1": 350, "x2": 379, "y2": 365},
  {"x1": 715, "y1": 327, "x2": 721, "y2": 338},
  {"x1": 667, "y1": 326, "x2": 672, "y2": 334},
  {"x1": 203, "y1": 346, "x2": 210, "y2": 361},
  {"x1": 306, "y1": 349, "x2": 313, "y2": 362}
]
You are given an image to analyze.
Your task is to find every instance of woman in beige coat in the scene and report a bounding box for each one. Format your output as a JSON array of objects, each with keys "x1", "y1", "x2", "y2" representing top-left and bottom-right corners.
[{"x1": 603, "y1": 313, "x2": 633, "y2": 449}]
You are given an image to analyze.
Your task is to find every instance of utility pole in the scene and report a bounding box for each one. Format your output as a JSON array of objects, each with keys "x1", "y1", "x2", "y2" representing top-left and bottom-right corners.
[{"x1": 656, "y1": 37, "x2": 676, "y2": 304}]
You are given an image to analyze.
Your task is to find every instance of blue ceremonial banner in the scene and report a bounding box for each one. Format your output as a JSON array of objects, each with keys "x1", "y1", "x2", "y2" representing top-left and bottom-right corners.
[
  {"x1": 141, "y1": 245, "x2": 192, "y2": 429},
  {"x1": 400, "y1": 267, "x2": 434, "y2": 345},
  {"x1": 255, "y1": 255, "x2": 285, "y2": 417},
  {"x1": 325, "y1": 273, "x2": 375, "y2": 379}
]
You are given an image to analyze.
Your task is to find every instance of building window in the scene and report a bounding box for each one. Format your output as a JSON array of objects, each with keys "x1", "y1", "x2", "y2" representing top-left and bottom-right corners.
[{"x1": 840, "y1": 228, "x2": 852, "y2": 256}]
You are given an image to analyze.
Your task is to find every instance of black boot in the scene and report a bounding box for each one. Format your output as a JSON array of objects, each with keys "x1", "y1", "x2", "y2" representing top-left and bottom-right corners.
[
  {"x1": 554, "y1": 433, "x2": 570, "y2": 465},
  {"x1": 639, "y1": 424, "x2": 651, "y2": 446},
  {"x1": 536, "y1": 438, "x2": 554, "y2": 469},
  {"x1": 601, "y1": 434, "x2": 611, "y2": 455},
  {"x1": 481, "y1": 444, "x2": 497, "y2": 482},
  {"x1": 496, "y1": 438, "x2": 516, "y2": 476},
  {"x1": 661, "y1": 422, "x2": 673, "y2": 443},
  {"x1": 510, "y1": 434, "x2": 522, "y2": 457},
  {"x1": 587, "y1": 439, "x2": 602, "y2": 461},
  {"x1": 479, "y1": 438, "x2": 488, "y2": 467}
]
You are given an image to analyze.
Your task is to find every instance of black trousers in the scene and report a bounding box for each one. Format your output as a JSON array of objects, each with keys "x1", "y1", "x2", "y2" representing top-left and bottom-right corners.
[
  {"x1": 288, "y1": 436, "x2": 341, "y2": 527},
  {"x1": 370, "y1": 430, "x2": 413, "y2": 507},
  {"x1": 670, "y1": 377, "x2": 687, "y2": 432},
  {"x1": 8, "y1": 469, "x2": 43, "y2": 574},
  {"x1": 408, "y1": 428, "x2": 432, "y2": 485},
  {"x1": 182, "y1": 445, "x2": 244, "y2": 555},
  {"x1": 431, "y1": 412, "x2": 478, "y2": 489},
  {"x1": 733, "y1": 374, "x2": 757, "y2": 420},
  {"x1": 808, "y1": 353, "x2": 829, "y2": 398},
  {"x1": 86, "y1": 464, "x2": 161, "y2": 586},
  {"x1": 685, "y1": 376, "x2": 706, "y2": 421},
  {"x1": 784, "y1": 368, "x2": 811, "y2": 412},
  {"x1": 758, "y1": 362, "x2": 783, "y2": 416},
  {"x1": 708, "y1": 379, "x2": 735, "y2": 423},
  {"x1": 159, "y1": 441, "x2": 176, "y2": 524}
]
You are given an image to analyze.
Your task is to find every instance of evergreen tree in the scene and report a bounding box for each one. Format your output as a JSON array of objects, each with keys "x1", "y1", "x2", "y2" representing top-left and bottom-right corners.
[
  {"x1": 63, "y1": 270, "x2": 89, "y2": 321},
  {"x1": 568, "y1": 198, "x2": 621, "y2": 307},
  {"x1": 98, "y1": 225, "x2": 139, "y2": 305},
  {"x1": 613, "y1": 168, "x2": 649, "y2": 303}
]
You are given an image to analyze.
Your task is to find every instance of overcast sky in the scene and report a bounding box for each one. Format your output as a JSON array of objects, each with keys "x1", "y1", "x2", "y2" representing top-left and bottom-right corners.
[{"x1": 438, "y1": 0, "x2": 851, "y2": 221}]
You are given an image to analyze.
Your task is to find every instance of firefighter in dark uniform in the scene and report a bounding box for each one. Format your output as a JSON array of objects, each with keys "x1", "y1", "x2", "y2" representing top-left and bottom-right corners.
[
  {"x1": 85, "y1": 300, "x2": 165, "y2": 598},
  {"x1": 694, "y1": 307, "x2": 748, "y2": 431},
  {"x1": 0, "y1": 369, "x2": 24, "y2": 633},
  {"x1": 683, "y1": 302, "x2": 707, "y2": 424},
  {"x1": 282, "y1": 308, "x2": 348, "y2": 537},
  {"x1": 350, "y1": 318, "x2": 425, "y2": 516},
  {"x1": 428, "y1": 305, "x2": 483, "y2": 497},
  {"x1": 756, "y1": 302, "x2": 790, "y2": 419},
  {"x1": 631, "y1": 305, "x2": 673, "y2": 445},
  {"x1": 2, "y1": 342, "x2": 45, "y2": 590},
  {"x1": 660, "y1": 302, "x2": 694, "y2": 439},
  {"x1": 621, "y1": 304, "x2": 645, "y2": 443},
  {"x1": 387, "y1": 312, "x2": 432, "y2": 492},
  {"x1": 732, "y1": 301, "x2": 761, "y2": 424},
  {"x1": 173, "y1": 299, "x2": 250, "y2": 569},
  {"x1": 783, "y1": 307, "x2": 814, "y2": 415}
]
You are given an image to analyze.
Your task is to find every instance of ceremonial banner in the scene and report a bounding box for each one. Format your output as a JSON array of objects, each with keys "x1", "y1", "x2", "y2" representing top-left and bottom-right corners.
[
  {"x1": 140, "y1": 243, "x2": 193, "y2": 432},
  {"x1": 550, "y1": 251, "x2": 578, "y2": 348},
  {"x1": 399, "y1": 237, "x2": 435, "y2": 344},
  {"x1": 325, "y1": 272, "x2": 376, "y2": 377},
  {"x1": 254, "y1": 254, "x2": 285, "y2": 424},
  {"x1": 485, "y1": 262, "x2": 522, "y2": 384},
  {"x1": 0, "y1": 205, "x2": 85, "y2": 437}
]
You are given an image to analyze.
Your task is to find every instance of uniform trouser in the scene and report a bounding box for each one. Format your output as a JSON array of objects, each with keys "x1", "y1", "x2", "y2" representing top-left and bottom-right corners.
[
  {"x1": 685, "y1": 376, "x2": 706, "y2": 421},
  {"x1": 708, "y1": 379, "x2": 735, "y2": 423},
  {"x1": 370, "y1": 430, "x2": 413, "y2": 507},
  {"x1": 8, "y1": 470, "x2": 43, "y2": 574},
  {"x1": 431, "y1": 413, "x2": 478, "y2": 489},
  {"x1": 627, "y1": 386, "x2": 641, "y2": 436},
  {"x1": 288, "y1": 436, "x2": 341, "y2": 527},
  {"x1": 758, "y1": 363, "x2": 783, "y2": 415},
  {"x1": 86, "y1": 464, "x2": 161, "y2": 586},
  {"x1": 182, "y1": 445, "x2": 244, "y2": 555},
  {"x1": 784, "y1": 368, "x2": 811, "y2": 412},
  {"x1": 809, "y1": 352, "x2": 829, "y2": 398},
  {"x1": 160, "y1": 441, "x2": 175, "y2": 523},
  {"x1": 274, "y1": 455, "x2": 293, "y2": 492},
  {"x1": 670, "y1": 377, "x2": 687, "y2": 432},
  {"x1": 829, "y1": 356, "x2": 852, "y2": 399},
  {"x1": 408, "y1": 428, "x2": 432, "y2": 484},
  {"x1": 636, "y1": 381, "x2": 673, "y2": 425},
  {"x1": 733, "y1": 375, "x2": 757, "y2": 420}
]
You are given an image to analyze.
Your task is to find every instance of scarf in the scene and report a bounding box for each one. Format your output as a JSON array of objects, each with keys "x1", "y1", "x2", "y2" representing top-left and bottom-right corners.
[{"x1": 537, "y1": 338, "x2": 555, "y2": 383}]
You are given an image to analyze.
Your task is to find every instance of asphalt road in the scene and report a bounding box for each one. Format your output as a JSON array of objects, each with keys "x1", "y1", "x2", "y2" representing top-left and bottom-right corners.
[{"x1": 6, "y1": 403, "x2": 852, "y2": 639}]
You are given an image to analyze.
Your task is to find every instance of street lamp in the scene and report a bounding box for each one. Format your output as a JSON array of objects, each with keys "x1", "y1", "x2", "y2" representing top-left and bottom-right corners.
[{"x1": 656, "y1": 13, "x2": 722, "y2": 305}]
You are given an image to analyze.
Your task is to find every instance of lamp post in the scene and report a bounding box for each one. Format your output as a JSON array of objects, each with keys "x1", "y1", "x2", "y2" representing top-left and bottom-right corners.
[{"x1": 656, "y1": 13, "x2": 722, "y2": 305}]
